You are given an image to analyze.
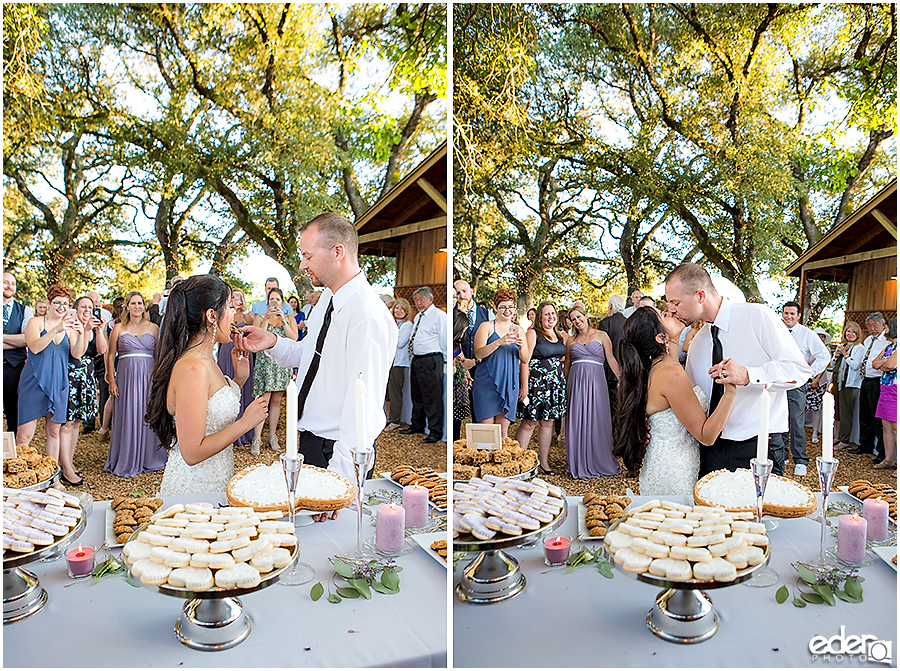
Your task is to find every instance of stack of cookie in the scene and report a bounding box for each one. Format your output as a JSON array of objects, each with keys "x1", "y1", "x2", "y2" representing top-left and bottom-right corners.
[
  {"x1": 604, "y1": 500, "x2": 768, "y2": 582},
  {"x1": 430, "y1": 539, "x2": 448, "y2": 561},
  {"x1": 848, "y1": 480, "x2": 897, "y2": 520},
  {"x1": 452, "y1": 475, "x2": 565, "y2": 540},
  {"x1": 451, "y1": 438, "x2": 539, "y2": 480},
  {"x1": 3, "y1": 487, "x2": 82, "y2": 554},
  {"x1": 122, "y1": 503, "x2": 295, "y2": 591},
  {"x1": 390, "y1": 465, "x2": 447, "y2": 507},
  {"x1": 3, "y1": 446, "x2": 58, "y2": 488},
  {"x1": 581, "y1": 492, "x2": 632, "y2": 538},
  {"x1": 111, "y1": 496, "x2": 164, "y2": 544}
]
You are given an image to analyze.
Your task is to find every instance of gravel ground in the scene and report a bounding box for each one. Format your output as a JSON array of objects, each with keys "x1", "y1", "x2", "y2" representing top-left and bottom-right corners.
[
  {"x1": 15, "y1": 412, "x2": 893, "y2": 502},
  {"x1": 20, "y1": 412, "x2": 445, "y2": 502}
]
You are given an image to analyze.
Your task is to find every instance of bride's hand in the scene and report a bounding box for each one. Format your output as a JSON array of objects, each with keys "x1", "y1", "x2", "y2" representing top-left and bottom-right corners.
[
  {"x1": 241, "y1": 395, "x2": 269, "y2": 427},
  {"x1": 231, "y1": 344, "x2": 250, "y2": 378}
]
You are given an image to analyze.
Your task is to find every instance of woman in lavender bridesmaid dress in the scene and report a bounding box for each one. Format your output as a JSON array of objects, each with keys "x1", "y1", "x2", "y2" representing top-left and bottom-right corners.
[
  {"x1": 104, "y1": 292, "x2": 165, "y2": 476},
  {"x1": 216, "y1": 289, "x2": 255, "y2": 449},
  {"x1": 564, "y1": 305, "x2": 621, "y2": 478}
]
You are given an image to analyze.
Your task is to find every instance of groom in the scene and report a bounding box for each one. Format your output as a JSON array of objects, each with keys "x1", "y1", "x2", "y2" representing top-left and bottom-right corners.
[{"x1": 665, "y1": 264, "x2": 810, "y2": 476}]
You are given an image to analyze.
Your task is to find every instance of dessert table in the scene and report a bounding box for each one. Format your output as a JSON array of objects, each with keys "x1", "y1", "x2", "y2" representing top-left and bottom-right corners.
[
  {"x1": 453, "y1": 493, "x2": 897, "y2": 667},
  {"x1": 4, "y1": 480, "x2": 447, "y2": 668}
]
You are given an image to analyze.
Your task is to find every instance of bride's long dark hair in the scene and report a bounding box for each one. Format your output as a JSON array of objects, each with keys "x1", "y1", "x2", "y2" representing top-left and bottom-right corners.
[
  {"x1": 146, "y1": 274, "x2": 231, "y2": 449},
  {"x1": 613, "y1": 307, "x2": 667, "y2": 473}
]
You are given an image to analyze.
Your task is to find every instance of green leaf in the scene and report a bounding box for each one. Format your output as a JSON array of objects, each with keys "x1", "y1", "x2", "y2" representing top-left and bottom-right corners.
[
  {"x1": 350, "y1": 579, "x2": 372, "y2": 599},
  {"x1": 812, "y1": 584, "x2": 835, "y2": 606},
  {"x1": 797, "y1": 565, "x2": 818, "y2": 586},
  {"x1": 845, "y1": 577, "x2": 863, "y2": 599},
  {"x1": 598, "y1": 563, "x2": 614, "y2": 579},
  {"x1": 328, "y1": 593, "x2": 342, "y2": 603},
  {"x1": 371, "y1": 581, "x2": 391, "y2": 594},
  {"x1": 381, "y1": 568, "x2": 400, "y2": 590},
  {"x1": 310, "y1": 582, "x2": 324, "y2": 601},
  {"x1": 793, "y1": 597, "x2": 807, "y2": 608},
  {"x1": 835, "y1": 589, "x2": 851, "y2": 602},
  {"x1": 775, "y1": 585, "x2": 789, "y2": 603},
  {"x1": 336, "y1": 586, "x2": 360, "y2": 599},
  {"x1": 801, "y1": 591, "x2": 824, "y2": 604},
  {"x1": 333, "y1": 560, "x2": 355, "y2": 580}
]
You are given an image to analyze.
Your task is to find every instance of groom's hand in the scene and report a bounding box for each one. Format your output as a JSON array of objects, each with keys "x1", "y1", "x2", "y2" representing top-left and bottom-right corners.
[
  {"x1": 233, "y1": 325, "x2": 277, "y2": 353},
  {"x1": 708, "y1": 357, "x2": 749, "y2": 386}
]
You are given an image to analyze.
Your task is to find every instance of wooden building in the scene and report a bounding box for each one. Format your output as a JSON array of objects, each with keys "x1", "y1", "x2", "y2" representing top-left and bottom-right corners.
[
  {"x1": 355, "y1": 142, "x2": 448, "y2": 308},
  {"x1": 786, "y1": 179, "x2": 897, "y2": 327}
]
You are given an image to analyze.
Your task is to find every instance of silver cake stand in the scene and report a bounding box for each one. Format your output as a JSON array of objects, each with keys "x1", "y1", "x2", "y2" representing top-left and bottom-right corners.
[
  {"x1": 606, "y1": 517, "x2": 771, "y2": 644},
  {"x1": 3, "y1": 500, "x2": 87, "y2": 624},
  {"x1": 124, "y1": 525, "x2": 299, "y2": 651},
  {"x1": 453, "y1": 496, "x2": 567, "y2": 604}
]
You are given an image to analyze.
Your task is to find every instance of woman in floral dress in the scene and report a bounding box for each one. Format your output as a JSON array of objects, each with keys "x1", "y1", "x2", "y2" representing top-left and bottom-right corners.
[{"x1": 515, "y1": 301, "x2": 567, "y2": 475}]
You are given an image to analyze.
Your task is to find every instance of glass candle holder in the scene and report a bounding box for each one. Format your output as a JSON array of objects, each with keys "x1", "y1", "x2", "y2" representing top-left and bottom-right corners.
[
  {"x1": 65, "y1": 544, "x2": 95, "y2": 579},
  {"x1": 543, "y1": 536, "x2": 570, "y2": 566}
]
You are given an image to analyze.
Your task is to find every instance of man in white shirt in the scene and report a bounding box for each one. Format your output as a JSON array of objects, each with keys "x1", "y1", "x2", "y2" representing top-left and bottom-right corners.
[
  {"x1": 622, "y1": 289, "x2": 643, "y2": 318},
  {"x1": 3, "y1": 271, "x2": 34, "y2": 432},
  {"x1": 251, "y1": 277, "x2": 294, "y2": 317},
  {"x1": 400, "y1": 286, "x2": 447, "y2": 444},
  {"x1": 781, "y1": 301, "x2": 831, "y2": 476},
  {"x1": 852, "y1": 312, "x2": 888, "y2": 461},
  {"x1": 235, "y1": 213, "x2": 397, "y2": 507},
  {"x1": 666, "y1": 263, "x2": 810, "y2": 476}
]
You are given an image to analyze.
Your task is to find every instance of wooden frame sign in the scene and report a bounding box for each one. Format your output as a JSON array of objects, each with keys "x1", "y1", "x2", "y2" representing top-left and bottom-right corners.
[
  {"x1": 465, "y1": 423, "x2": 501, "y2": 450},
  {"x1": 2, "y1": 432, "x2": 16, "y2": 459}
]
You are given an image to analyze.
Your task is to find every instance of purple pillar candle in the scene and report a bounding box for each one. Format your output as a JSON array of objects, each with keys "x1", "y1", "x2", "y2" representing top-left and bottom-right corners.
[
  {"x1": 862, "y1": 498, "x2": 890, "y2": 541},
  {"x1": 375, "y1": 503, "x2": 405, "y2": 553},
  {"x1": 837, "y1": 514, "x2": 867, "y2": 563},
  {"x1": 402, "y1": 484, "x2": 429, "y2": 527}
]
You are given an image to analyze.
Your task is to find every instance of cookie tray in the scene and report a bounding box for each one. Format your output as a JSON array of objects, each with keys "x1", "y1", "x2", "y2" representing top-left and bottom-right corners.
[
  {"x1": 3, "y1": 501, "x2": 87, "y2": 567},
  {"x1": 452, "y1": 494, "x2": 568, "y2": 553},
  {"x1": 122, "y1": 523, "x2": 299, "y2": 600}
]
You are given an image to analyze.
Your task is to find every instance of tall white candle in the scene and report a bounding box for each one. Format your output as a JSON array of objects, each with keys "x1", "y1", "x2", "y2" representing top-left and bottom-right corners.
[
  {"x1": 821, "y1": 386, "x2": 834, "y2": 462},
  {"x1": 355, "y1": 374, "x2": 367, "y2": 452},
  {"x1": 286, "y1": 377, "x2": 298, "y2": 459},
  {"x1": 756, "y1": 385, "x2": 770, "y2": 463}
]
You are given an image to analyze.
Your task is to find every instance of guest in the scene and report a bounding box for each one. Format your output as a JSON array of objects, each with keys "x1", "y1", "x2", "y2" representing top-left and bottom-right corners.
[
  {"x1": 33, "y1": 299, "x2": 48, "y2": 318},
  {"x1": 3, "y1": 271, "x2": 34, "y2": 432},
  {"x1": 833, "y1": 321, "x2": 864, "y2": 449},
  {"x1": 149, "y1": 275, "x2": 269, "y2": 495},
  {"x1": 251, "y1": 287, "x2": 298, "y2": 453},
  {"x1": 216, "y1": 289, "x2": 257, "y2": 452},
  {"x1": 806, "y1": 328, "x2": 832, "y2": 444},
  {"x1": 59, "y1": 296, "x2": 107, "y2": 486},
  {"x1": 147, "y1": 293, "x2": 162, "y2": 325},
  {"x1": 97, "y1": 296, "x2": 126, "y2": 438},
  {"x1": 385, "y1": 297, "x2": 413, "y2": 431},
  {"x1": 599, "y1": 295, "x2": 627, "y2": 415},
  {"x1": 665, "y1": 263, "x2": 810, "y2": 476},
  {"x1": 17, "y1": 285, "x2": 89, "y2": 472},
  {"x1": 471, "y1": 289, "x2": 529, "y2": 438},
  {"x1": 852, "y1": 312, "x2": 888, "y2": 462},
  {"x1": 564, "y1": 304, "x2": 620, "y2": 477},
  {"x1": 516, "y1": 301, "x2": 567, "y2": 475},
  {"x1": 781, "y1": 301, "x2": 830, "y2": 476},
  {"x1": 104, "y1": 291, "x2": 165, "y2": 477},
  {"x1": 286, "y1": 294, "x2": 308, "y2": 340},
  {"x1": 615, "y1": 307, "x2": 736, "y2": 494},
  {"x1": 454, "y1": 278, "x2": 491, "y2": 375},
  {"x1": 680, "y1": 320, "x2": 704, "y2": 364},
  {"x1": 300, "y1": 289, "x2": 320, "y2": 321},
  {"x1": 401, "y1": 287, "x2": 447, "y2": 443},
  {"x1": 639, "y1": 296, "x2": 657, "y2": 309},
  {"x1": 251, "y1": 277, "x2": 294, "y2": 317},
  {"x1": 525, "y1": 306, "x2": 537, "y2": 329},
  {"x1": 622, "y1": 289, "x2": 643, "y2": 318},
  {"x1": 452, "y1": 308, "x2": 472, "y2": 441},
  {"x1": 871, "y1": 317, "x2": 897, "y2": 470}
]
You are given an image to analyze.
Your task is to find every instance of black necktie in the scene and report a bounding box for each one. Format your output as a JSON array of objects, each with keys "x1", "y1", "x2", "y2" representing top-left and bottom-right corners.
[
  {"x1": 709, "y1": 325, "x2": 724, "y2": 414},
  {"x1": 408, "y1": 313, "x2": 421, "y2": 357},
  {"x1": 296, "y1": 297, "x2": 334, "y2": 420}
]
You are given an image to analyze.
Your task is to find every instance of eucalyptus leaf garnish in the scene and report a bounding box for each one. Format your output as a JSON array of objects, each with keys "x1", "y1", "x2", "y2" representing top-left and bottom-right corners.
[
  {"x1": 310, "y1": 556, "x2": 402, "y2": 603},
  {"x1": 775, "y1": 562, "x2": 863, "y2": 607}
]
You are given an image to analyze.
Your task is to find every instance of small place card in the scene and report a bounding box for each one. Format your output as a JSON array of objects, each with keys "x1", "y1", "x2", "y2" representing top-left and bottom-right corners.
[
  {"x1": 466, "y1": 423, "x2": 501, "y2": 450},
  {"x1": 2, "y1": 432, "x2": 15, "y2": 460}
]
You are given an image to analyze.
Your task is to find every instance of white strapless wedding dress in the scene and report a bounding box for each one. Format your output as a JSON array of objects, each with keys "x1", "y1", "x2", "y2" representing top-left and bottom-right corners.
[
  {"x1": 640, "y1": 385, "x2": 709, "y2": 497},
  {"x1": 158, "y1": 378, "x2": 240, "y2": 496}
]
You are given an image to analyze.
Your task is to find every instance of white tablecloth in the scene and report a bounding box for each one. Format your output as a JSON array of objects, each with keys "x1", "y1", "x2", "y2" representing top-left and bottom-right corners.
[
  {"x1": 453, "y1": 493, "x2": 897, "y2": 667},
  {"x1": 4, "y1": 481, "x2": 447, "y2": 668}
]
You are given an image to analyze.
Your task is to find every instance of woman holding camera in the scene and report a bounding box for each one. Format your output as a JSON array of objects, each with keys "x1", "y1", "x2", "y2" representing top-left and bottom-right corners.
[
  {"x1": 250, "y1": 287, "x2": 298, "y2": 454},
  {"x1": 57, "y1": 296, "x2": 108, "y2": 485},
  {"x1": 16, "y1": 285, "x2": 89, "y2": 474}
]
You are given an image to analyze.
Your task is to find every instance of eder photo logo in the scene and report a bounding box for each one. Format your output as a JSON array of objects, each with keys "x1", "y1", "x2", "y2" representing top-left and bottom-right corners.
[{"x1": 809, "y1": 626, "x2": 893, "y2": 664}]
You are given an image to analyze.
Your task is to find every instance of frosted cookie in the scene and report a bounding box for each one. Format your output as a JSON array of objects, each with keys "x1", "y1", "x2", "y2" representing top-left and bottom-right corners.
[
  {"x1": 184, "y1": 503, "x2": 212, "y2": 515},
  {"x1": 122, "y1": 540, "x2": 154, "y2": 562},
  {"x1": 146, "y1": 524, "x2": 182, "y2": 537},
  {"x1": 708, "y1": 536, "x2": 746, "y2": 557},
  {"x1": 180, "y1": 525, "x2": 218, "y2": 539},
  {"x1": 137, "y1": 531, "x2": 170, "y2": 547},
  {"x1": 154, "y1": 518, "x2": 190, "y2": 528},
  {"x1": 485, "y1": 516, "x2": 522, "y2": 536},
  {"x1": 614, "y1": 547, "x2": 653, "y2": 573},
  {"x1": 669, "y1": 545, "x2": 712, "y2": 562},
  {"x1": 617, "y1": 522, "x2": 652, "y2": 538},
  {"x1": 725, "y1": 545, "x2": 765, "y2": 569},
  {"x1": 258, "y1": 520, "x2": 294, "y2": 534},
  {"x1": 151, "y1": 504, "x2": 184, "y2": 520},
  {"x1": 693, "y1": 523, "x2": 731, "y2": 536},
  {"x1": 633, "y1": 511, "x2": 666, "y2": 523},
  {"x1": 631, "y1": 499, "x2": 661, "y2": 514},
  {"x1": 3, "y1": 534, "x2": 34, "y2": 553},
  {"x1": 250, "y1": 547, "x2": 293, "y2": 572},
  {"x1": 658, "y1": 520, "x2": 696, "y2": 534},
  {"x1": 31, "y1": 518, "x2": 68, "y2": 536},
  {"x1": 168, "y1": 566, "x2": 215, "y2": 591},
  {"x1": 660, "y1": 500, "x2": 692, "y2": 514},
  {"x1": 215, "y1": 562, "x2": 261, "y2": 589},
  {"x1": 168, "y1": 537, "x2": 211, "y2": 554},
  {"x1": 731, "y1": 521, "x2": 767, "y2": 534},
  {"x1": 464, "y1": 514, "x2": 496, "y2": 540},
  {"x1": 650, "y1": 530, "x2": 688, "y2": 547},
  {"x1": 233, "y1": 538, "x2": 273, "y2": 562},
  {"x1": 631, "y1": 537, "x2": 670, "y2": 558},
  {"x1": 629, "y1": 518, "x2": 661, "y2": 531},
  {"x1": 648, "y1": 557, "x2": 693, "y2": 582},
  {"x1": 693, "y1": 557, "x2": 737, "y2": 582},
  {"x1": 189, "y1": 552, "x2": 236, "y2": 569},
  {"x1": 531, "y1": 477, "x2": 565, "y2": 499},
  {"x1": 500, "y1": 509, "x2": 540, "y2": 531},
  {"x1": 734, "y1": 531, "x2": 769, "y2": 547},
  {"x1": 137, "y1": 560, "x2": 172, "y2": 586},
  {"x1": 149, "y1": 547, "x2": 191, "y2": 568},
  {"x1": 217, "y1": 528, "x2": 254, "y2": 542},
  {"x1": 604, "y1": 530, "x2": 634, "y2": 551},
  {"x1": 687, "y1": 532, "x2": 725, "y2": 547}
]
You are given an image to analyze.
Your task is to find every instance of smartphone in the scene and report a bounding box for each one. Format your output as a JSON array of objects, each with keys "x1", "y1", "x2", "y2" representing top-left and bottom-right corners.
[{"x1": 92, "y1": 307, "x2": 102, "y2": 321}]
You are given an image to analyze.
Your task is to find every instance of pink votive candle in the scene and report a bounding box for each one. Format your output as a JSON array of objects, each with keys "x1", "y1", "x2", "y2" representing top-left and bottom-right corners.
[
  {"x1": 375, "y1": 503, "x2": 405, "y2": 553},
  {"x1": 837, "y1": 514, "x2": 868, "y2": 563},
  {"x1": 862, "y1": 498, "x2": 890, "y2": 541},
  {"x1": 402, "y1": 484, "x2": 429, "y2": 528},
  {"x1": 65, "y1": 544, "x2": 95, "y2": 578},
  {"x1": 543, "y1": 536, "x2": 571, "y2": 565}
]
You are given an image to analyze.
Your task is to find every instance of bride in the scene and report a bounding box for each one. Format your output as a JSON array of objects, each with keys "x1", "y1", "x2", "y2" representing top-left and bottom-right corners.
[
  {"x1": 147, "y1": 275, "x2": 268, "y2": 495},
  {"x1": 613, "y1": 307, "x2": 736, "y2": 496}
]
